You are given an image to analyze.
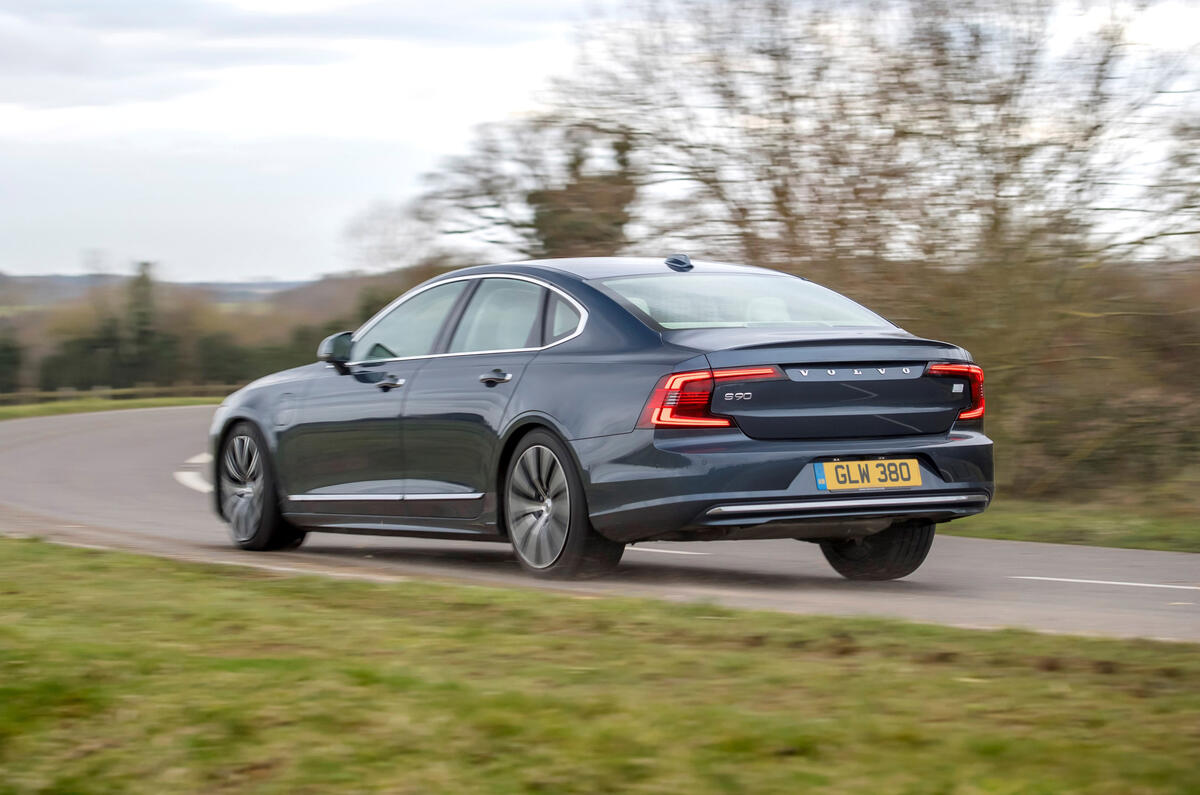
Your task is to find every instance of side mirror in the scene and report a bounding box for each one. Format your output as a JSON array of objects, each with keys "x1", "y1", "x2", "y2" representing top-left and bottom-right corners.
[{"x1": 317, "y1": 331, "x2": 353, "y2": 374}]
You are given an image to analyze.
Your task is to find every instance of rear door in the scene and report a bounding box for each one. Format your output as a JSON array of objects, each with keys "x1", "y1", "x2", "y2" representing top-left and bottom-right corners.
[{"x1": 400, "y1": 276, "x2": 547, "y2": 519}]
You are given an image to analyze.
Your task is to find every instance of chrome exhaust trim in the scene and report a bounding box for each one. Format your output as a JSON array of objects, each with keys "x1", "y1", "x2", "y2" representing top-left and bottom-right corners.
[{"x1": 706, "y1": 493, "x2": 987, "y2": 517}]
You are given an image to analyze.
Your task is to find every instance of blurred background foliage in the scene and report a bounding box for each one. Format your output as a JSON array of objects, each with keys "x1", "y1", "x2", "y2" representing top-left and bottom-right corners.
[{"x1": 1, "y1": 0, "x2": 1197, "y2": 508}]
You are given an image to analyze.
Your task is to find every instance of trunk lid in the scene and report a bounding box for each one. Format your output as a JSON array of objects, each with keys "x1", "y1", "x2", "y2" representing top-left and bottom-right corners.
[{"x1": 673, "y1": 328, "x2": 972, "y2": 440}]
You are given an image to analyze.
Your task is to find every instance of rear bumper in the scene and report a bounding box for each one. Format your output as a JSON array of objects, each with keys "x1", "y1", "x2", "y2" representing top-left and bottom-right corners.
[{"x1": 571, "y1": 428, "x2": 993, "y2": 543}]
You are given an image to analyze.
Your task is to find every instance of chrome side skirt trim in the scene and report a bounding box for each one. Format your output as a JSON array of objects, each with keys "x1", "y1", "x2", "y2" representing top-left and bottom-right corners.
[
  {"x1": 409, "y1": 493, "x2": 486, "y2": 501},
  {"x1": 288, "y1": 492, "x2": 484, "y2": 503},
  {"x1": 289, "y1": 494, "x2": 404, "y2": 502},
  {"x1": 706, "y1": 494, "x2": 986, "y2": 516}
]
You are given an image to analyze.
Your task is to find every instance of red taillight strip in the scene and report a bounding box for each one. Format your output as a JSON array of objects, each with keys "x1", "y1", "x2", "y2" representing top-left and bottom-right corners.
[
  {"x1": 642, "y1": 369, "x2": 732, "y2": 427},
  {"x1": 640, "y1": 366, "x2": 785, "y2": 429},
  {"x1": 663, "y1": 371, "x2": 714, "y2": 390},
  {"x1": 649, "y1": 406, "x2": 733, "y2": 427},
  {"x1": 926, "y1": 363, "x2": 985, "y2": 420},
  {"x1": 711, "y1": 366, "x2": 782, "y2": 381}
]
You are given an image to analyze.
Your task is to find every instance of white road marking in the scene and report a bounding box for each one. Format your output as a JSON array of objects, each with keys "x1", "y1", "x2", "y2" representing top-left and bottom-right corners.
[
  {"x1": 1011, "y1": 576, "x2": 1200, "y2": 591},
  {"x1": 629, "y1": 547, "x2": 710, "y2": 556},
  {"x1": 185, "y1": 452, "x2": 212, "y2": 465},
  {"x1": 173, "y1": 470, "x2": 213, "y2": 494}
]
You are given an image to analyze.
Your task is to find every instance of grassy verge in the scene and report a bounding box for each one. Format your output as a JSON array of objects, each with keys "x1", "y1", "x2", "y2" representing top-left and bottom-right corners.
[
  {"x1": 0, "y1": 396, "x2": 220, "y2": 421},
  {"x1": 1, "y1": 539, "x2": 1197, "y2": 793},
  {"x1": 941, "y1": 498, "x2": 1200, "y2": 553}
]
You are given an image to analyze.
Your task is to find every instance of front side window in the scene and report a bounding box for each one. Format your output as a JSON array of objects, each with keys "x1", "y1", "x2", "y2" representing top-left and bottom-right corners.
[
  {"x1": 449, "y1": 278, "x2": 545, "y2": 353},
  {"x1": 352, "y1": 280, "x2": 468, "y2": 362},
  {"x1": 596, "y1": 273, "x2": 891, "y2": 330}
]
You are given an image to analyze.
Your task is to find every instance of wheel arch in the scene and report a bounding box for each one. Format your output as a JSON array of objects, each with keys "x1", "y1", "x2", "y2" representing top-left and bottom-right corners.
[
  {"x1": 494, "y1": 413, "x2": 586, "y2": 539},
  {"x1": 211, "y1": 410, "x2": 278, "y2": 521}
]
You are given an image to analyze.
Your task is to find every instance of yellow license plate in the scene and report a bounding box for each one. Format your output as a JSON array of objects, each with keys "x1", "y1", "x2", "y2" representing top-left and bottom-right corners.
[{"x1": 815, "y1": 459, "x2": 921, "y2": 491}]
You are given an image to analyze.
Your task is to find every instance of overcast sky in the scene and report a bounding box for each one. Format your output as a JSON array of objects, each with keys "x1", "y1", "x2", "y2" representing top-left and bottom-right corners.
[
  {"x1": 2, "y1": 1, "x2": 1195, "y2": 283},
  {"x1": 0, "y1": 0, "x2": 591, "y2": 282}
]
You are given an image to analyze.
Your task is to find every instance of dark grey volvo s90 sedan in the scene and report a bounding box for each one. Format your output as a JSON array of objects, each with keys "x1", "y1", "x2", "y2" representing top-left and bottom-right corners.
[{"x1": 210, "y1": 256, "x2": 993, "y2": 579}]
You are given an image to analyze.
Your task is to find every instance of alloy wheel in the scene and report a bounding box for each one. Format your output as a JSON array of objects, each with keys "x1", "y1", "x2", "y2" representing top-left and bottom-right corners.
[
  {"x1": 220, "y1": 434, "x2": 264, "y2": 543},
  {"x1": 506, "y1": 445, "x2": 571, "y2": 568}
]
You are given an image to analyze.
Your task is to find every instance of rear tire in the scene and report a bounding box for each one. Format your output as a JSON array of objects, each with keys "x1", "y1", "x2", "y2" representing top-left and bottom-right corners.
[
  {"x1": 503, "y1": 430, "x2": 624, "y2": 579},
  {"x1": 218, "y1": 421, "x2": 306, "y2": 551},
  {"x1": 819, "y1": 521, "x2": 934, "y2": 581}
]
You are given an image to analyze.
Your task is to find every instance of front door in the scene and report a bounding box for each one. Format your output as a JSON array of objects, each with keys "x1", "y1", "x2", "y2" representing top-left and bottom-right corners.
[
  {"x1": 282, "y1": 279, "x2": 471, "y2": 521},
  {"x1": 283, "y1": 360, "x2": 425, "y2": 518}
]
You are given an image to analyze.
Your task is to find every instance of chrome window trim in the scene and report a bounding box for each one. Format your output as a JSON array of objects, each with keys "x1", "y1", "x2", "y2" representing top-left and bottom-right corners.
[
  {"x1": 347, "y1": 273, "x2": 588, "y2": 367},
  {"x1": 288, "y1": 492, "x2": 484, "y2": 502}
]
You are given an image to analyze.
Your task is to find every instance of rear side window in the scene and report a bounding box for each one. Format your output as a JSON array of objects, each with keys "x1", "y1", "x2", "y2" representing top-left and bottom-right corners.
[
  {"x1": 597, "y1": 273, "x2": 891, "y2": 330},
  {"x1": 449, "y1": 278, "x2": 545, "y2": 353},
  {"x1": 352, "y1": 280, "x2": 468, "y2": 362},
  {"x1": 545, "y1": 294, "x2": 582, "y2": 344}
]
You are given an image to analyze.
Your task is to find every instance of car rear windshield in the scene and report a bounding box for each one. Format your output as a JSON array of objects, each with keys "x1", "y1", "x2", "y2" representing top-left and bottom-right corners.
[{"x1": 596, "y1": 273, "x2": 891, "y2": 330}]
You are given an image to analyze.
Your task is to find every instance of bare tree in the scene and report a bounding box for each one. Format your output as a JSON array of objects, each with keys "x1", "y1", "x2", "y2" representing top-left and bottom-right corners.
[
  {"x1": 342, "y1": 200, "x2": 441, "y2": 273},
  {"x1": 421, "y1": 118, "x2": 638, "y2": 259},
  {"x1": 555, "y1": 1, "x2": 1195, "y2": 281}
]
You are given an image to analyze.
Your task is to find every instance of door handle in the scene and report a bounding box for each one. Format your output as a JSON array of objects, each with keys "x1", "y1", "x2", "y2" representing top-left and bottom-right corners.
[
  {"x1": 479, "y1": 370, "x2": 512, "y2": 385},
  {"x1": 377, "y1": 375, "x2": 405, "y2": 392}
]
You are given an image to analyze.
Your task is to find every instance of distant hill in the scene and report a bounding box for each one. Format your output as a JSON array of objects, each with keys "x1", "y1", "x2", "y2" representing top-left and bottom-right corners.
[
  {"x1": 1, "y1": 273, "x2": 126, "y2": 307},
  {"x1": 0, "y1": 274, "x2": 309, "y2": 308},
  {"x1": 174, "y1": 281, "x2": 310, "y2": 304},
  {"x1": 263, "y1": 259, "x2": 463, "y2": 324}
]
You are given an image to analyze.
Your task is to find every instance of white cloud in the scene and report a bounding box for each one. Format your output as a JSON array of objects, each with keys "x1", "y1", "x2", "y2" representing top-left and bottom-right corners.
[
  {"x1": 0, "y1": 0, "x2": 586, "y2": 280},
  {"x1": 218, "y1": 0, "x2": 374, "y2": 14}
]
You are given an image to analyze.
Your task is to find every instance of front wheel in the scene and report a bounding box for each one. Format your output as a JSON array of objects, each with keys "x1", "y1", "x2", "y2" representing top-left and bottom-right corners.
[
  {"x1": 219, "y1": 422, "x2": 306, "y2": 551},
  {"x1": 819, "y1": 521, "x2": 934, "y2": 581},
  {"x1": 503, "y1": 431, "x2": 623, "y2": 579}
]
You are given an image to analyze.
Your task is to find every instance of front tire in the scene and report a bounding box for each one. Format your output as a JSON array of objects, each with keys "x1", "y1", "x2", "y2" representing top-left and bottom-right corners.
[
  {"x1": 503, "y1": 430, "x2": 623, "y2": 579},
  {"x1": 819, "y1": 521, "x2": 934, "y2": 580},
  {"x1": 218, "y1": 422, "x2": 306, "y2": 551}
]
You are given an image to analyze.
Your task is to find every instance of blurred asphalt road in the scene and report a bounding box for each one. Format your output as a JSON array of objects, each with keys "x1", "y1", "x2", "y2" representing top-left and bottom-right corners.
[{"x1": 1, "y1": 407, "x2": 1197, "y2": 641}]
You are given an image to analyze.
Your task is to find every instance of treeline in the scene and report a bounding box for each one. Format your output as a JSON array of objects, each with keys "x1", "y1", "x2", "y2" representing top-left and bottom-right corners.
[
  {"x1": 35, "y1": 320, "x2": 341, "y2": 393},
  {"x1": 19, "y1": 264, "x2": 383, "y2": 393},
  {"x1": 7, "y1": 261, "x2": 455, "y2": 395},
  {"x1": 0, "y1": 326, "x2": 20, "y2": 393}
]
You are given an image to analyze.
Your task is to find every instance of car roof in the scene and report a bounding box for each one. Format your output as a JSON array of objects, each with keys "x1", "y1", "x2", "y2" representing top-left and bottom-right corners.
[{"x1": 481, "y1": 256, "x2": 784, "y2": 281}]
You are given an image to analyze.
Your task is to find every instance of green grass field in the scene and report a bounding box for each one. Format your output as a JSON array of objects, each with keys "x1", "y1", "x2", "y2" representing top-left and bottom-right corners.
[
  {"x1": 0, "y1": 396, "x2": 220, "y2": 421},
  {"x1": 0, "y1": 539, "x2": 1197, "y2": 793}
]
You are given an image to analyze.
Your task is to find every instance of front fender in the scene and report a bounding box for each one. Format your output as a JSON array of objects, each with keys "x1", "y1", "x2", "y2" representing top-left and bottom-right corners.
[{"x1": 207, "y1": 399, "x2": 282, "y2": 520}]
